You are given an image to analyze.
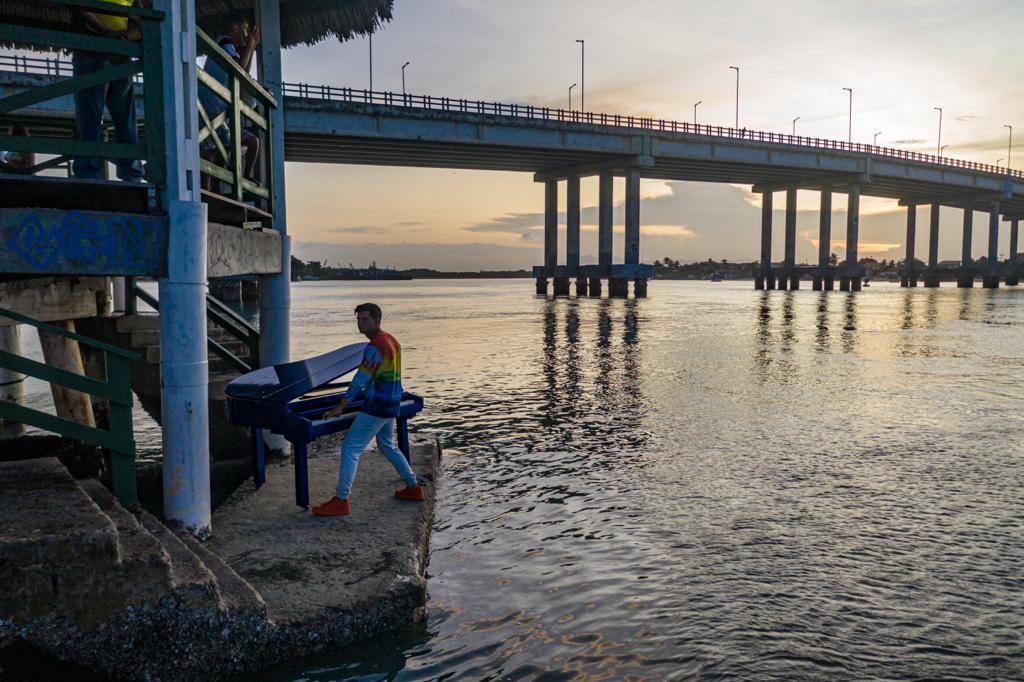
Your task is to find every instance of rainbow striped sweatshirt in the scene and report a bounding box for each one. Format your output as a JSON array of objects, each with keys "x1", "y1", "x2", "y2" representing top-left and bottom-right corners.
[{"x1": 343, "y1": 331, "x2": 403, "y2": 418}]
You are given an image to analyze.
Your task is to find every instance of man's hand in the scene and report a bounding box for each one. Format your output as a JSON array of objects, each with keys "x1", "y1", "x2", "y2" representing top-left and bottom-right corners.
[
  {"x1": 323, "y1": 399, "x2": 348, "y2": 419},
  {"x1": 250, "y1": 26, "x2": 261, "y2": 49}
]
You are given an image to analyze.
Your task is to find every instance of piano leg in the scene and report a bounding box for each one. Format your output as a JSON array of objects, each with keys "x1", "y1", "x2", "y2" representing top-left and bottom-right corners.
[
  {"x1": 294, "y1": 441, "x2": 309, "y2": 509},
  {"x1": 251, "y1": 428, "x2": 266, "y2": 488},
  {"x1": 397, "y1": 418, "x2": 411, "y2": 464}
]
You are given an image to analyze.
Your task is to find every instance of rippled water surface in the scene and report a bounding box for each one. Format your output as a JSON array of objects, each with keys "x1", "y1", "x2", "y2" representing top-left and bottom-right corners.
[
  {"x1": 240, "y1": 280, "x2": 1022, "y2": 681},
  {"x1": 22, "y1": 280, "x2": 1024, "y2": 679}
]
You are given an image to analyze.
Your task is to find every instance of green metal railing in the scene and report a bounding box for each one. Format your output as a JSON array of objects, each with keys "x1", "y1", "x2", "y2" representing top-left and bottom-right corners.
[
  {"x1": 0, "y1": 306, "x2": 139, "y2": 506},
  {"x1": 131, "y1": 283, "x2": 260, "y2": 374},
  {"x1": 196, "y1": 28, "x2": 276, "y2": 213},
  {"x1": 0, "y1": 0, "x2": 166, "y2": 185}
]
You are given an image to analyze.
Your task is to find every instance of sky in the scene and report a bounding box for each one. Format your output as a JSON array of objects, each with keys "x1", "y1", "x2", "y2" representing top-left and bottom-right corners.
[{"x1": 280, "y1": 0, "x2": 1024, "y2": 270}]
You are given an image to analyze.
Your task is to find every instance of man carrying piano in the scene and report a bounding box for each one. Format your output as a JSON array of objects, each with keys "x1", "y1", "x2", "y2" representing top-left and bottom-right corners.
[{"x1": 312, "y1": 303, "x2": 425, "y2": 517}]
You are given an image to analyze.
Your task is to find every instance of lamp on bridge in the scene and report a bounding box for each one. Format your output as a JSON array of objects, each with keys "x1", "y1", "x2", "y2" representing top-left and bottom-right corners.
[
  {"x1": 1004, "y1": 124, "x2": 1013, "y2": 170},
  {"x1": 729, "y1": 66, "x2": 740, "y2": 128},
  {"x1": 874, "y1": 131, "x2": 882, "y2": 146},
  {"x1": 569, "y1": 83, "x2": 577, "y2": 111},
  {"x1": 792, "y1": 116, "x2": 800, "y2": 135},
  {"x1": 940, "y1": 145, "x2": 949, "y2": 158},
  {"x1": 934, "y1": 107, "x2": 943, "y2": 156},
  {"x1": 694, "y1": 100, "x2": 702, "y2": 126},
  {"x1": 402, "y1": 61, "x2": 410, "y2": 96},
  {"x1": 843, "y1": 87, "x2": 853, "y2": 143},
  {"x1": 575, "y1": 39, "x2": 585, "y2": 112}
]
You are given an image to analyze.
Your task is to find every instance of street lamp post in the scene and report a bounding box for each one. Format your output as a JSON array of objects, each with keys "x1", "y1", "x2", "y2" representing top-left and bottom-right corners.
[
  {"x1": 792, "y1": 116, "x2": 800, "y2": 135},
  {"x1": 874, "y1": 131, "x2": 882, "y2": 146},
  {"x1": 401, "y1": 61, "x2": 410, "y2": 96},
  {"x1": 694, "y1": 100, "x2": 702, "y2": 126},
  {"x1": 729, "y1": 66, "x2": 739, "y2": 128},
  {"x1": 569, "y1": 83, "x2": 577, "y2": 110},
  {"x1": 368, "y1": 31, "x2": 373, "y2": 91},
  {"x1": 843, "y1": 87, "x2": 852, "y2": 143},
  {"x1": 934, "y1": 107, "x2": 943, "y2": 155},
  {"x1": 576, "y1": 39, "x2": 584, "y2": 112},
  {"x1": 997, "y1": 158, "x2": 1004, "y2": 167},
  {"x1": 940, "y1": 144, "x2": 949, "y2": 158},
  {"x1": 1004, "y1": 124, "x2": 1013, "y2": 170}
]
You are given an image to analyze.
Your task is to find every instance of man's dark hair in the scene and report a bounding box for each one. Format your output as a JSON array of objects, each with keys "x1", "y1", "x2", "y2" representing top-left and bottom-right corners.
[
  {"x1": 222, "y1": 12, "x2": 249, "y2": 31},
  {"x1": 354, "y1": 303, "x2": 382, "y2": 322}
]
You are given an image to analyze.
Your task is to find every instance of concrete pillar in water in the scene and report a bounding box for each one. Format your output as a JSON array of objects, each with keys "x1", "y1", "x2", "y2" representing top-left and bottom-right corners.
[
  {"x1": 843, "y1": 185, "x2": 861, "y2": 291},
  {"x1": 575, "y1": 278, "x2": 588, "y2": 296},
  {"x1": 814, "y1": 187, "x2": 832, "y2": 290},
  {"x1": 1007, "y1": 219, "x2": 1020, "y2": 286},
  {"x1": 553, "y1": 278, "x2": 570, "y2": 296},
  {"x1": 634, "y1": 278, "x2": 648, "y2": 297},
  {"x1": 38, "y1": 320, "x2": 96, "y2": 427},
  {"x1": 588, "y1": 277, "x2": 602, "y2": 297},
  {"x1": 759, "y1": 191, "x2": 774, "y2": 289},
  {"x1": 535, "y1": 277, "x2": 548, "y2": 295},
  {"x1": 983, "y1": 200, "x2": 1000, "y2": 288},
  {"x1": 903, "y1": 204, "x2": 918, "y2": 287},
  {"x1": 958, "y1": 207, "x2": 974, "y2": 288},
  {"x1": 625, "y1": 168, "x2": 641, "y2": 265},
  {"x1": 540, "y1": 178, "x2": 558, "y2": 294},
  {"x1": 924, "y1": 203, "x2": 941, "y2": 287},
  {"x1": 256, "y1": 0, "x2": 291, "y2": 458},
  {"x1": 0, "y1": 324, "x2": 25, "y2": 439},
  {"x1": 608, "y1": 278, "x2": 629, "y2": 298},
  {"x1": 567, "y1": 175, "x2": 581, "y2": 278},
  {"x1": 157, "y1": 0, "x2": 211, "y2": 537},
  {"x1": 598, "y1": 172, "x2": 614, "y2": 270},
  {"x1": 784, "y1": 187, "x2": 798, "y2": 289}
]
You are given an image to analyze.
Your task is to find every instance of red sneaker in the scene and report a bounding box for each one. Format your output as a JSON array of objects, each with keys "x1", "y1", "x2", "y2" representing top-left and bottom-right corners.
[
  {"x1": 312, "y1": 496, "x2": 350, "y2": 516},
  {"x1": 394, "y1": 484, "x2": 425, "y2": 501}
]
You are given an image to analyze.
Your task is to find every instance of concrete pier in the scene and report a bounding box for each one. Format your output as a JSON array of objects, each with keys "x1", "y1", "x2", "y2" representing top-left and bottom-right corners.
[
  {"x1": 575, "y1": 278, "x2": 588, "y2": 296},
  {"x1": 608, "y1": 278, "x2": 629, "y2": 297},
  {"x1": 634, "y1": 278, "x2": 648, "y2": 298},
  {"x1": 983, "y1": 200, "x2": 1000, "y2": 288},
  {"x1": 902, "y1": 204, "x2": 918, "y2": 287},
  {"x1": 535, "y1": 277, "x2": 548, "y2": 295},
  {"x1": 842, "y1": 185, "x2": 862, "y2": 291},
  {"x1": 38, "y1": 321, "x2": 95, "y2": 428},
  {"x1": 1007, "y1": 219, "x2": 1019, "y2": 286},
  {"x1": 538, "y1": 179, "x2": 558, "y2": 293},
  {"x1": 566, "y1": 175, "x2": 581, "y2": 284},
  {"x1": 814, "y1": 188, "x2": 833, "y2": 290},
  {"x1": 625, "y1": 168, "x2": 641, "y2": 266},
  {"x1": 0, "y1": 324, "x2": 25, "y2": 439},
  {"x1": 553, "y1": 277, "x2": 571, "y2": 296},
  {"x1": 757, "y1": 191, "x2": 774, "y2": 289},
  {"x1": 958, "y1": 207, "x2": 974, "y2": 288},
  {"x1": 784, "y1": 188, "x2": 798, "y2": 289},
  {"x1": 923, "y1": 203, "x2": 941, "y2": 287},
  {"x1": 598, "y1": 172, "x2": 613, "y2": 270},
  {"x1": 588, "y1": 277, "x2": 602, "y2": 297}
]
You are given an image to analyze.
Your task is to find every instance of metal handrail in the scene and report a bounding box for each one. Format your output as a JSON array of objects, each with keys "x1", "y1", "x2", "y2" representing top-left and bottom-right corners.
[
  {"x1": 281, "y1": 83, "x2": 1024, "y2": 181},
  {"x1": 0, "y1": 305, "x2": 139, "y2": 506},
  {"x1": 0, "y1": 0, "x2": 167, "y2": 184}
]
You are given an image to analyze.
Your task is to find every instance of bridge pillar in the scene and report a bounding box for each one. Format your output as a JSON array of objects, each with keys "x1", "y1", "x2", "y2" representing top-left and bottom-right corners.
[
  {"x1": 958, "y1": 207, "x2": 974, "y2": 288},
  {"x1": 0, "y1": 325, "x2": 25, "y2": 439},
  {"x1": 633, "y1": 278, "x2": 648, "y2": 297},
  {"x1": 608, "y1": 278, "x2": 629, "y2": 298},
  {"x1": 784, "y1": 187, "x2": 798, "y2": 290},
  {"x1": 902, "y1": 204, "x2": 918, "y2": 287},
  {"x1": 814, "y1": 187, "x2": 832, "y2": 290},
  {"x1": 588, "y1": 277, "x2": 602, "y2": 297},
  {"x1": 759, "y1": 191, "x2": 774, "y2": 289},
  {"x1": 625, "y1": 168, "x2": 641, "y2": 266},
  {"x1": 842, "y1": 185, "x2": 861, "y2": 291},
  {"x1": 575, "y1": 278, "x2": 588, "y2": 296},
  {"x1": 553, "y1": 278, "x2": 570, "y2": 296},
  {"x1": 540, "y1": 179, "x2": 558, "y2": 293},
  {"x1": 598, "y1": 172, "x2": 614, "y2": 271},
  {"x1": 567, "y1": 175, "x2": 581, "y2": 290},
  {"x1": 1007, "y1": 218, "x2": 1019, "y2": 286},
  {"x1": 983, "y1": 200, "x2": 1000, "y2": 288},
  {"x1": 923, "y1": 203, "x2": 941, "y2": 287},
  {"x1": 535, "y1": 277, "x2": 548, "y2": 295}
]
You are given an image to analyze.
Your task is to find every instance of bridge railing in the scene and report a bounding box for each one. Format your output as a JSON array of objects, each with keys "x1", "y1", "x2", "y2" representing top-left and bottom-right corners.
[{"x1": 282, "y1": 83, "x2": 1024, "y2": 181}]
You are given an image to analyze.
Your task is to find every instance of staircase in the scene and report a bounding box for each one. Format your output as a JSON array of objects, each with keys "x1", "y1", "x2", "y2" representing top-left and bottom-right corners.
[{"x1": 0, "y1": 457, "x2": 267, "y2": 681}]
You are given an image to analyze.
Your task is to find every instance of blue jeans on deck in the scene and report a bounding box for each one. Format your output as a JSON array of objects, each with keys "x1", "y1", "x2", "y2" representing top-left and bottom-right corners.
[
  {"x1": 72, "y1": 54, "x2": 144, "y2": 181},
  {"x1": 336, "y1": 412, "x2": 417, "y2": 500}
]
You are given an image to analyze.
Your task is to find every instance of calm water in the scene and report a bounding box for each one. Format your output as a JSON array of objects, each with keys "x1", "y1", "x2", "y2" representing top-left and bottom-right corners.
[{"x1": 20, "y1": 279, "x2": 1024, "y2": 679}]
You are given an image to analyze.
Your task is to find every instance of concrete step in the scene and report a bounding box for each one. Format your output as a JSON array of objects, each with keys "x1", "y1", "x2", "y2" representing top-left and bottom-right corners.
[
  {"x1": 174, "y1": 527, "x2": 267, "y2": 618},
  {"x1": 137, "y1": 511, "x2": 221, "y2": 610},
  {"x1": 130, "y1": 329, "x2": 161, "y2": 348}
]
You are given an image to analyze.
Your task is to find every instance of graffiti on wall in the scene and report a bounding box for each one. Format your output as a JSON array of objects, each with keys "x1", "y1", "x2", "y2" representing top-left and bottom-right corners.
[{"x1": 1, "y1": 208, "x2": 165, "y2": 275}]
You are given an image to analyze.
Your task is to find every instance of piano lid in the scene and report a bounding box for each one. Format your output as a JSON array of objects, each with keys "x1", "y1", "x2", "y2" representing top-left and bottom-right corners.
[{"x1": 225, "y1": 342, "x2": 367, "y2": 403}]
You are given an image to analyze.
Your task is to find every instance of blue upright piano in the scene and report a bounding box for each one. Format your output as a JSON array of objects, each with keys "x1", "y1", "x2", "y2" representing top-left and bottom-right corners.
[{"x1": 225, "y1": 343, "x2": 424, "y2": 508}]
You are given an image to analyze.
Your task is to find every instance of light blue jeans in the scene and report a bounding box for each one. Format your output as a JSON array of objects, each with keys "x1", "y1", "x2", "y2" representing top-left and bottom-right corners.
[{"x1": 337, "y1": 412, "x2": 417, "y2": 500}]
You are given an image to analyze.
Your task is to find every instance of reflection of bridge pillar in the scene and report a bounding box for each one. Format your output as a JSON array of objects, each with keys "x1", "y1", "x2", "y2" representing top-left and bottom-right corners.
[
  {"x1": 1007, "y1": 219, "x2": 1020, "y2": 286},
  {"x1": 902, "y1": 204, "x2": 918, "y2": 287},
  {"x1": 983, "y1": 200, "x2": 1000, "y2": 288},
  {"x1": 567, "y1": 175, "x2": 584, "y2": 295},
  {"x1": 814, "y1": 187, "x2": 833, "y2": 290},
  {"x1": 625, "y1": 168, "x2": 641, "y2": 266},
  {"x1": 958, "y1": 207, "x2": 974, "y2": 288},
  {"x1": 784, "y1": 187, "x2": 799, "y2": 289},
  {"x1": 841, "y1": 185, "x2": 861, "y2": 291},
  {"x1": 924, "y1": 203, "x2": 941, "y2": 287},
  {"x1": 756, "y1": 191, "x2": 774, "y2": 289}
]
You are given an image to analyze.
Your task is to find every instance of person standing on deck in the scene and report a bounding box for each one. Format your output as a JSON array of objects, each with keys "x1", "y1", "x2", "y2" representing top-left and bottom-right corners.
[
  {"x1": 312, "y1": 303, "x2": 424, "y2": 517},
  {"x1": 71, "y1": 0, "x2": 144, "y2": 182}
]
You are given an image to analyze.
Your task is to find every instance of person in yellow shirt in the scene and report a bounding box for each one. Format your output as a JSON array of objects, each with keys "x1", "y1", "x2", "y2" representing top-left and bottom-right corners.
[{"x1": 72, "y1": 0, "x2": 143, "y2": 181}]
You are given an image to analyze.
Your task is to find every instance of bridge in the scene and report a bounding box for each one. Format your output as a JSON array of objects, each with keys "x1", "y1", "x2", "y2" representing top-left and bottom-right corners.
[{"x1": 4, "y1": 59, "x2": 1024, "y2": 296}]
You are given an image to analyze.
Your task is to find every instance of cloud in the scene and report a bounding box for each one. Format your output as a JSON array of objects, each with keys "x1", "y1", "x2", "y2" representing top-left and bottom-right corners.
[
  {"x1": 327, "y1": 225, "x2": 388, "y2": 234},
  {"x1": 464, "y1": 212, "x2": 543, "y2": 236},
  {"x1": 891, "y1": 138, "x2": 927, "y2": 145}
]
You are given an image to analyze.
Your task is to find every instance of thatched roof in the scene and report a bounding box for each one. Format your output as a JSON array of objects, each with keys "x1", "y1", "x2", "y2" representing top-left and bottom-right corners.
[{"x1": 0, "y1": 0, "x2": 393, "y2": 50}]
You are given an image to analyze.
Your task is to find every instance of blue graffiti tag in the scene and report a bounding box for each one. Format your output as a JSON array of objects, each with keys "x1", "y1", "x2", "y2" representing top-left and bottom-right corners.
[{"x1": 4, "y1": 209, "x2": 159, "y2": 272}]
